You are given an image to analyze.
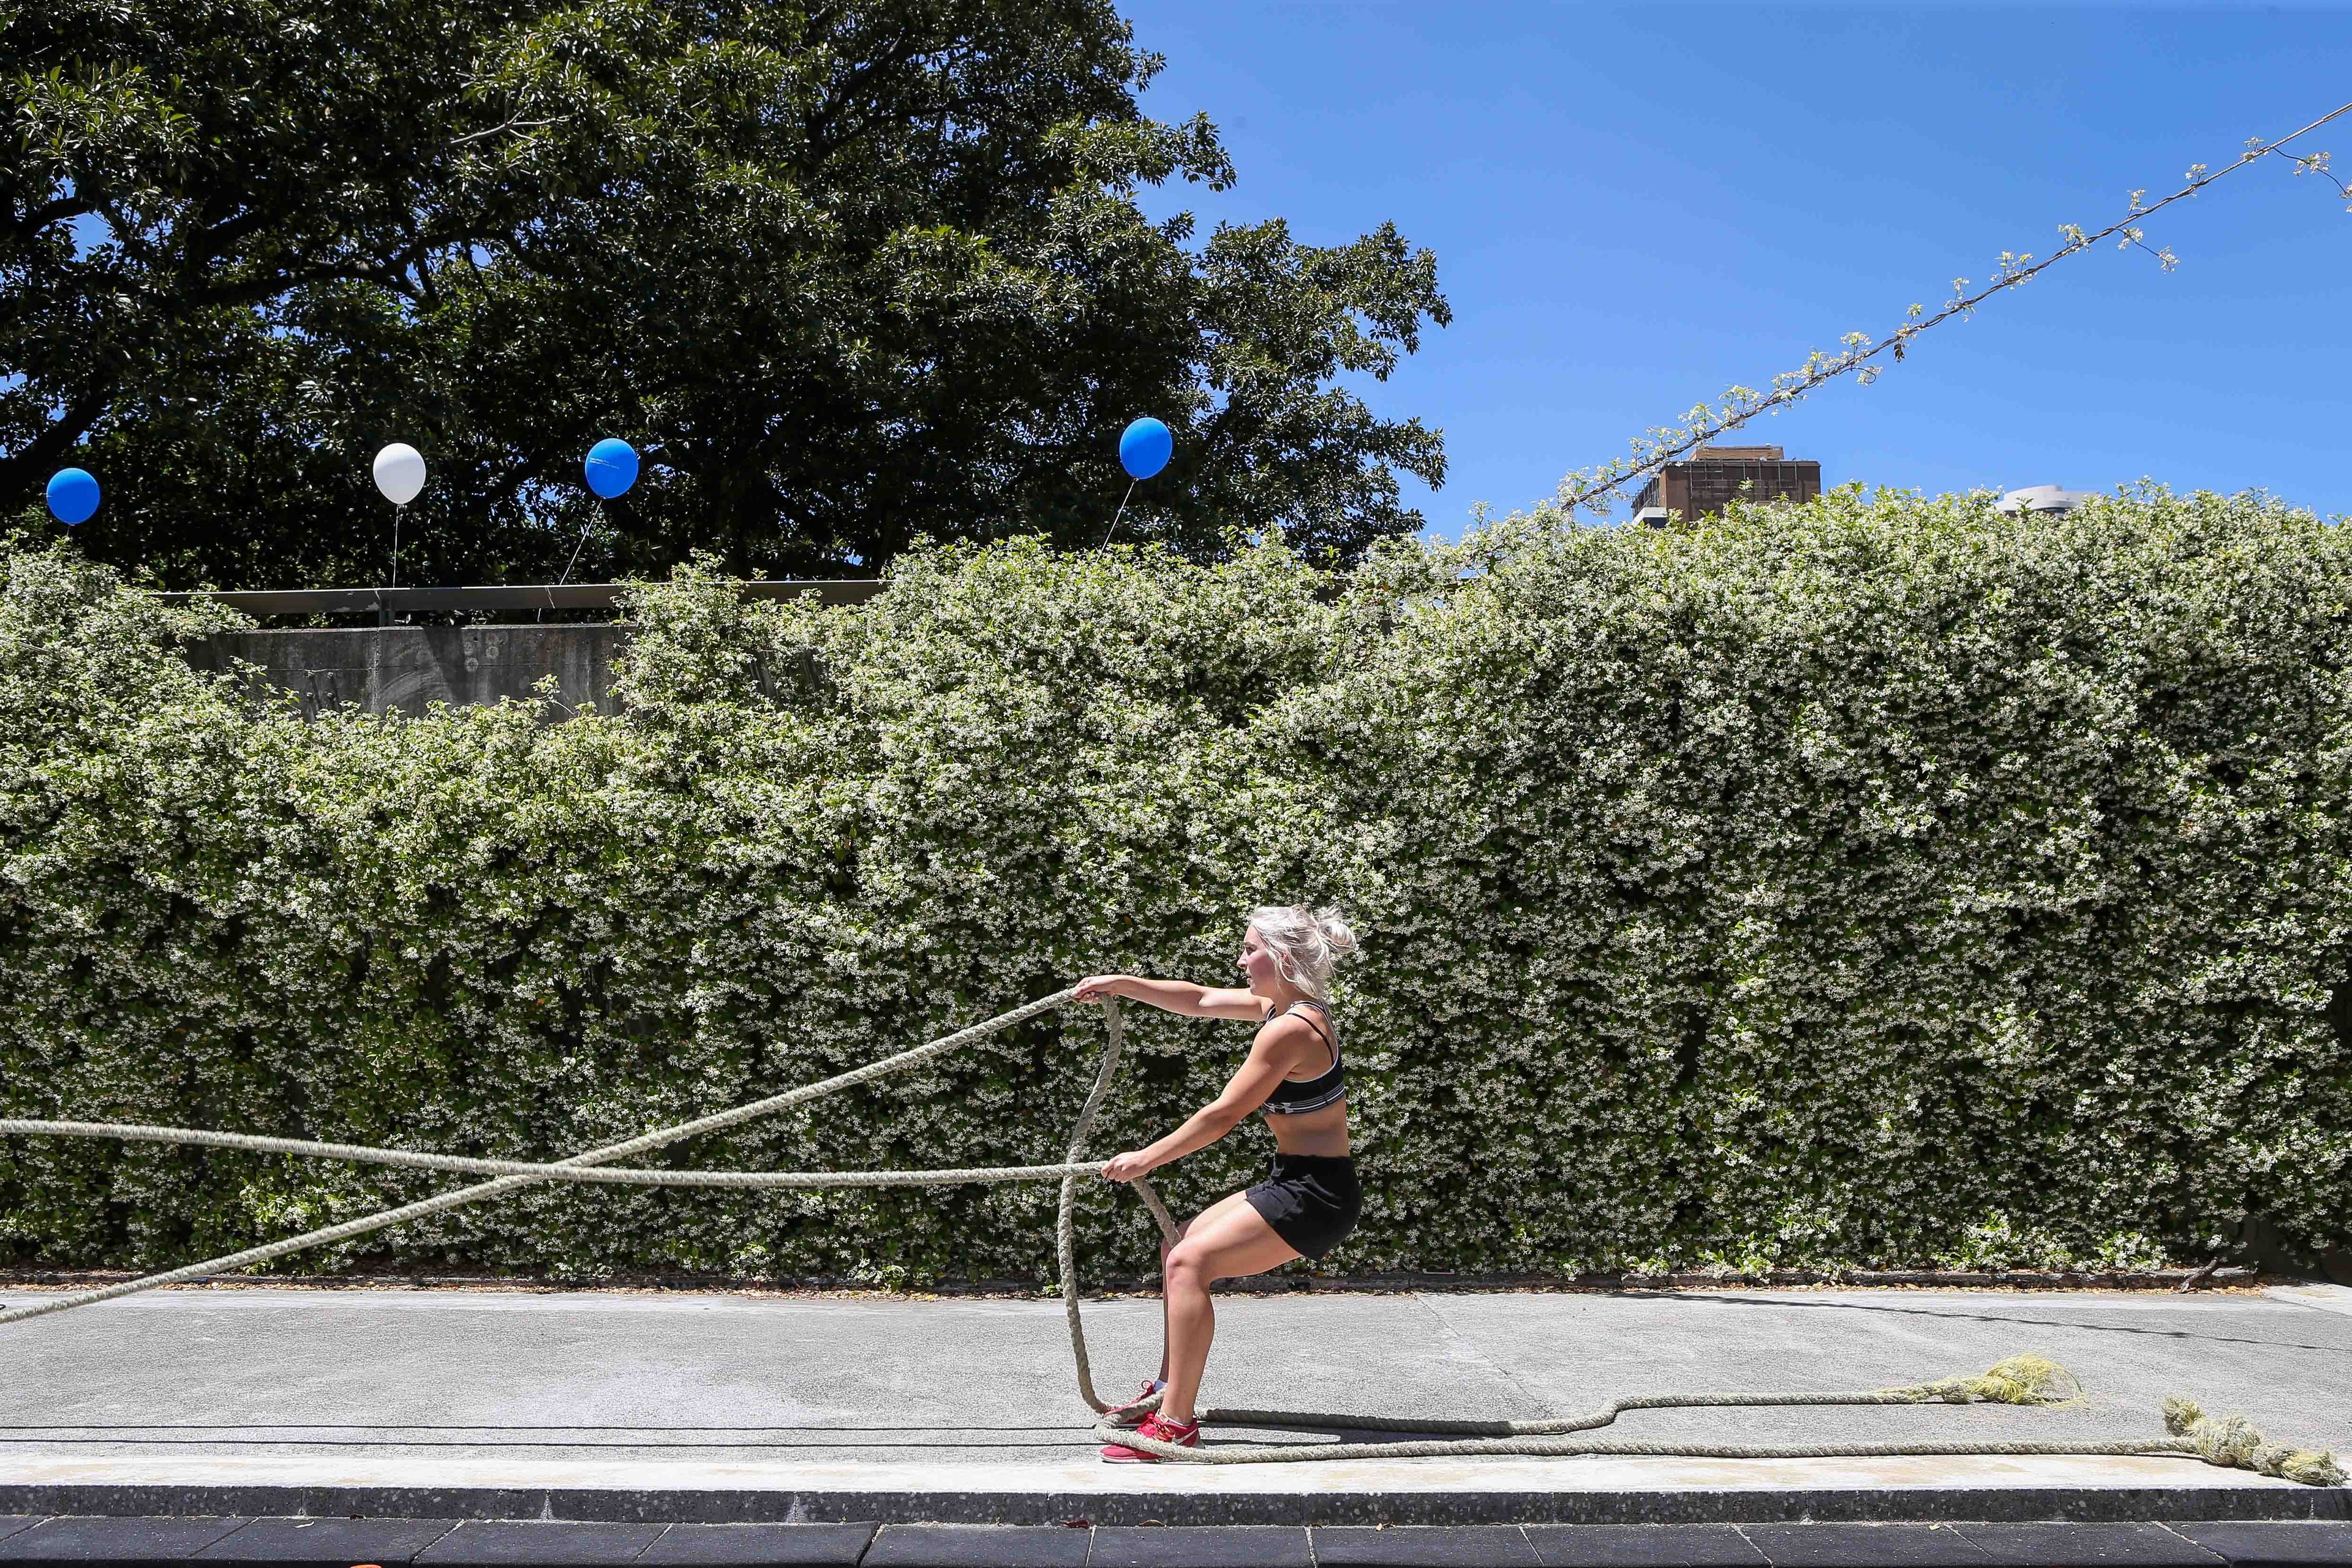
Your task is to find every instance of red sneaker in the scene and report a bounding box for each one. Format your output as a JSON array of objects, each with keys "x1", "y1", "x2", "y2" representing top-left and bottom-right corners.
[
  {"x1": 1099, "y1": 1411, "x2": 1200, "y2": 1463},
  {"x1": 1103, "y1": 1380, "x2": 1164, "y2": 1428}
]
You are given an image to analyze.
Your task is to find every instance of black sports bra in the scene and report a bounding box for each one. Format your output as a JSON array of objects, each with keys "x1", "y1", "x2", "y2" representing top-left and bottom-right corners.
[{"x1": 1257, "y1": 998, "x2": 1346, "y2": 1116}]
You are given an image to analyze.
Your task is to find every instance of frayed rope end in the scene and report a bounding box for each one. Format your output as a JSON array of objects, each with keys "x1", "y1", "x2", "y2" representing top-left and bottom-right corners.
[
  {"x1": 1893, "y1": 1353, "x2": 2083, "y2": 1406},
  {"x1": 2165, "y1": 1397, "x2": 2345, "y2": 1487}
]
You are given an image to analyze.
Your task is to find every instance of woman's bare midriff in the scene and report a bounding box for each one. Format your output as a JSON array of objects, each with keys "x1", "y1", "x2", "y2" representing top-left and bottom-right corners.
[{"x1": 1264, "y1": 1096, "x2": 1350, "y2": 1156}]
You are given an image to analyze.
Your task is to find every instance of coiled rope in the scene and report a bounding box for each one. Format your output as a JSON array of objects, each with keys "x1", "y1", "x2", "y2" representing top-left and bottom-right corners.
[{"x1": 0, "y1": 992, "x2": 2340, "y2": 1485}]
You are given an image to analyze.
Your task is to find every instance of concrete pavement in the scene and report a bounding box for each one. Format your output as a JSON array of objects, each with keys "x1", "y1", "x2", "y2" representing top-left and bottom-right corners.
[
  {"x1": 0, "y1": 1283, "x2": 2345, "y2": 1525},
  {"x1": 6, "y1": 1517, "x2": 2352, "y2": 1566}
]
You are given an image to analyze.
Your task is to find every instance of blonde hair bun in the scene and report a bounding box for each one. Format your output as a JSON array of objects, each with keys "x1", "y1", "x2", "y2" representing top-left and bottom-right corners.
[{"x1": 1248, "y1": 904, "x2": 1360, "y2": 999}]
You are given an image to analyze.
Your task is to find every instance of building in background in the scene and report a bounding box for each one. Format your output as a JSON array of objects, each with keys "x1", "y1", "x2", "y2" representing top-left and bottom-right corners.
[
  {"x1": 1632, "y1": 445, "x2": 1822, "y2": 525},
  {"x1": 1994, "y1": 485, "x2": 2097, "y2": 514}
]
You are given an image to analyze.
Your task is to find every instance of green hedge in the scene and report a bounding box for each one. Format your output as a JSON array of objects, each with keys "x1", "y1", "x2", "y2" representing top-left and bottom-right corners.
[{"x1": 4, "y1": 486, "x2": 2351, "y2": 1284}]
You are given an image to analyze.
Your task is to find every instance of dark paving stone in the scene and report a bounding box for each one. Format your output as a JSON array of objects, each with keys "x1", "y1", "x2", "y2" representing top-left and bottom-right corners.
[
  {"x1": 413, "y1": 1522, "x2": 666, "y2": 1566},
  {"x1": 1090, "y1": 1527, "x2": 1313, "y2": 1567},
  {"x1": 860, "y1": 1526, "x2": 1092, "y2": 1568},
  {"x1": 635, "y1": 1526, "x2": 874, "y2": 1567},
  {"x1": 1949, "y1": 1524, "x2": 2225, "y2": 1567},
  {"x1": 0, "y1": 1531, "x2": 35, "y2": 1550},
  {"x1": 2170, "y1": 1525, "x2": 2352, "y2": 1567},
  {"x1": 1526, "y1": 1526, "x2": 1767, "y2": 1567},
  {"x1": 195, "y1": 1518, "x2": 461, "y2": 1566},
  {"x1": 0, "y1": 1518, "x2": 252, "y2": 1565},
  {"x1": 1313, "y1": 1527, "x2": 1540, "y2": 1566},
  {"x1": 1736, "y1": 1524, "x2": 1994, "y2": 1568}
]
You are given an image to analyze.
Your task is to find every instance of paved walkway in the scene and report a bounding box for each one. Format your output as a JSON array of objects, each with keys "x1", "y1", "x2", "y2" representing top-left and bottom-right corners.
[
  {"x1": 0, "y1": 1283, "x2": 2345, "y2": 1523},
  {"x1": 4, "y1": 1515, "x2": 2352, "y2": 1566}
]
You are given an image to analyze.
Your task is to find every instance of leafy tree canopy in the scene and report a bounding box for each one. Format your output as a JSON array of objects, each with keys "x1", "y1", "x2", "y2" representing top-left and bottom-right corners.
[{"x1": 0, "y1": 0, "x2": 1450, "y2": 586}]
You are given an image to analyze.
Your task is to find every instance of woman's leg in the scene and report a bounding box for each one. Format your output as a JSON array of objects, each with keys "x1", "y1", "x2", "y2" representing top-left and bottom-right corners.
[
  {"x1": 1158, "y1": 1199, "x2": 1300, "y2": 1425},
  {"x1": 1155, "y1": 1222, "x2": 1182, "y2": 1382},
  {"x1": 1155, "y1": 1192, "x2": 1251, "y2": 1381}
]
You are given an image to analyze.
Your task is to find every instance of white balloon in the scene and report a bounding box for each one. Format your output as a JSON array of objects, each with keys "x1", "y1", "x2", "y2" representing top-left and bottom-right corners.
[{"x1": 372, "y1": 443, "x2": 427, "y2": 506}]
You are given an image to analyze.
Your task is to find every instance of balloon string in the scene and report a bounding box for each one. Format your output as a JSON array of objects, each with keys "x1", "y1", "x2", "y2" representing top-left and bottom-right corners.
[
  {"x1": 390, "y1": 505, "x2": 402, "y2": 590},
  {"x1": 546, "y1": 503, "x2": 599, "y2": 624},
  {"x1": 1100, "y1": 479, "x2": 1139, "y2": 549},
  {"x1": 559, "y1": 511, "x2": 594, "y2": 587}
]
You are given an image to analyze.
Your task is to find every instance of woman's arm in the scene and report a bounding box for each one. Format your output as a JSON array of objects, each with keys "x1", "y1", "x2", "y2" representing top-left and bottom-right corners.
[
  {"x1": 1099, "y1": 1020, "x2": 1313, "y2": 1182},
  {"x1": 1074, "y1": 973, "x2": 1265, "y2": 1021}
]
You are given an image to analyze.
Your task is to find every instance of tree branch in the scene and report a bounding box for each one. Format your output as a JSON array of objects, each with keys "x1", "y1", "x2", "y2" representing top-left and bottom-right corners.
[
  {"x1": 0, "y1": 375, "x2": 121, "y2": 512},
  {"x1": 448, "y1": 115, "x2": 562, "y2": 146},
  {"x1": 192, "y1": 258, "x2": 416, "y2": 309},
  {"x1": 803, "y1": 33, "x2": 936, "y2": 166},
  {"x1": 188, "y1": 206, "x2": 276, "y2": 267},
  {"x1": 9, "y1": 194, "x2": 99, "y2": 240}
]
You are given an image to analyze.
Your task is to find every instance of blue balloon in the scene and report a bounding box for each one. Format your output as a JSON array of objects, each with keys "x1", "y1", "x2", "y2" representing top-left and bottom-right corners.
[
  {"x1": 584, "y1": 438, "x2": 640, "y2": 499},
  {"x1": 1119, "y1": 417, "x2": 1172, "y2": 481},
  {"x1": 45, "y1": 467, "x2": 100, "y2": 526}
]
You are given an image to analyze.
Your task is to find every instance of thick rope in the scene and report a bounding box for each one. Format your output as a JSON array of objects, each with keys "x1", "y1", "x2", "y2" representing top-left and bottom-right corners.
[
  {"x1": 0, "y1": 993, "x2": 2340, "y2": 1486},
  {"x1": 1102, "y1": 1433, "x2": 2218, "y2": 1465},
  {"x1": 0, "y1": 986, "x2": 1079, "y2": 1327},
  {"x1": 0, "y1": 1121, "x2": 1106, "y2": 1189},
  {"x1": 1105, "y1": 1359, "x2": 2344, "y2": 1480},
  {"x1": 1056, "y1": 998, "x2": 1180, "y2": 1412}
]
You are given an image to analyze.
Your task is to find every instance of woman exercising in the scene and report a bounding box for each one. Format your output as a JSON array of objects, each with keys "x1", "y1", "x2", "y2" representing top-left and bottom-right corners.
[{"x1": 1073, "y1": 904, "x2": 1362, "y2": 1461}]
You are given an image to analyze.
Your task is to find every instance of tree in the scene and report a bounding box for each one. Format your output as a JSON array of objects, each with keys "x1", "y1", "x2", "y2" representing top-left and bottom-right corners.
[{"x1": 1, "y1": 0, "x2": 1449, "y2": 586}]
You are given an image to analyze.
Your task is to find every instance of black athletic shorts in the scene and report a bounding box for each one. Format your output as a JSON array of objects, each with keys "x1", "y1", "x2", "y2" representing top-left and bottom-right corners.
[{"x1": 1245, "y1": 1152, "x2": 1362, "y2": 1259}]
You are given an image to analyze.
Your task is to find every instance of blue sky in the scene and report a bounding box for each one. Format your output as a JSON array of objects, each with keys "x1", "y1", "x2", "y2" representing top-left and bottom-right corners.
[{"x1": 1118, "y1": 3, "x2": 2352, "y2": 539}]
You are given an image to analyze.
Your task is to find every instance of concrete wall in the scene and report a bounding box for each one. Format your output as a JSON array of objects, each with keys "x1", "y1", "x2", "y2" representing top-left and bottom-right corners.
[{"x1": 184, "y1": 625, "x2": 627, "y2": 717}]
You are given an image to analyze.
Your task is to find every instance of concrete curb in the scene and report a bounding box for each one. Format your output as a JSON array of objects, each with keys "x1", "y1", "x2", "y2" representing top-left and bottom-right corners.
[{"x1": 1, "y1": 1483, "x2": 2346, "y2": 1528}]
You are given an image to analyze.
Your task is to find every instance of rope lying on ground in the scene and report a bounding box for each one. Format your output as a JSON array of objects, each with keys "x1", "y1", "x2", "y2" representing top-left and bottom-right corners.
[
  {"x1": 0, "y1": 992, "x2": 2341, "y2": 1485},
  {"x1": 1100, "y1": 1355, "x2": 2346, "y2": 1482}
]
